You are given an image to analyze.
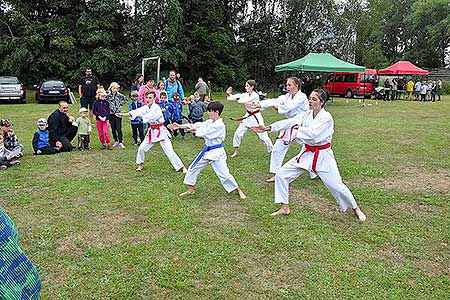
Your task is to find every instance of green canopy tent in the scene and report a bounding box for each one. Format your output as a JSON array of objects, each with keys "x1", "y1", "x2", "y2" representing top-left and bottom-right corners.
[
  {"x1": 275, "y1": 53, "x2": 366, "y2": 102},
  {"x1": 275, "y1": 53, "x2": 366, "y2": 73}
]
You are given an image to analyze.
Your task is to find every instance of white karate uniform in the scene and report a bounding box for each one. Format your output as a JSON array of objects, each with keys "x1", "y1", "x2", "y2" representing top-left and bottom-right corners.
[
  {"x1": 183, "y1": 118, "x2": 239, "y2": 193},
  {"x1": 129, "y1": 104, "x2": 184, "y2": 171},
  {"x1": 227, "y1": 92, "x2": 273, "y2": 152},
  {"x1": 259, "y1": 91, "x2": 309, "y2": 173},
  {"x1": 273, "y1": 109, "x2": 358, "y2": 212}
]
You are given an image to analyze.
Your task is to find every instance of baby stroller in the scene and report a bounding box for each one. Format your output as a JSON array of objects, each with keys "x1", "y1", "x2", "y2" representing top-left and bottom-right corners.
[
  {"x1": 257, "y1": 90, "x2": 267, "y2": 100},
  {"x1": 373, "y1": 86, "x2": 385, "y2": 100}
]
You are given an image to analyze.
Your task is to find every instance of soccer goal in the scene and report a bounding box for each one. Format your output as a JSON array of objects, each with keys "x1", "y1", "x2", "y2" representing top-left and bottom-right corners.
[{"x1": 141, "y1": 56, "x2": 161, "y2": 83}]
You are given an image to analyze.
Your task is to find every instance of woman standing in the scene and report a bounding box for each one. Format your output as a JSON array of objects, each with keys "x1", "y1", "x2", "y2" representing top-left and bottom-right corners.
[
  {"x1": 0, "y1": 207, "x2": 41, "y2": 299},
  {"x1": 226, "y1": 80, "x2": 273, "y2": 158},
  {"x1": 252, "y1": 89, "x2": 367, "y2": 221},
  {"x1": 139, "y1": 77, "x2": 159, "y2": 104},
  {"x1": 106, "y1": 82, "x2": 128, "y2": 148},
  {"x1": 248, "y1": 77, "x2": 309, "y2": 182},
  {"x1": 130, "y1": 73, "x2": 144, "y2": 94}
]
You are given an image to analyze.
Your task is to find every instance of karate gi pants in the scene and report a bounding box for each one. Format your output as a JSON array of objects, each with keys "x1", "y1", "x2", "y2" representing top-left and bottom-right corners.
[
  {"x1": 274, "y1": 156, "x2": 358, "y2": 212},
  {"x1": 269, "y1": 139, "x2": 293, "y2": 174},
  {"x1": 184, "y1": 157, "x2": 238, "y2": 193},
  {"x1": 232, "y1": 123, "x2": 273, "y2": 152},
  {"x1": 136, "y1": 138, "x2": 184, "y2": 171}
]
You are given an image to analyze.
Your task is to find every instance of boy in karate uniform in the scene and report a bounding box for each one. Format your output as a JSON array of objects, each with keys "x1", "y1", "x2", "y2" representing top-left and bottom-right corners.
[
  {"x1": 169, "y1": 101, "x2": 246, "y2": 200},
  {"x1": 117, "y1": 90, "x2": 187, "y2": 173}
]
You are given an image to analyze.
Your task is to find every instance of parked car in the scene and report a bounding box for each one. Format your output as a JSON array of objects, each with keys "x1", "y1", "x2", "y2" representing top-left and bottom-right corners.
[
  {"x1": 0, "y1": 76, "x2": 26, "y2": 103},
  {"x1": 321, "y1": 69, "x2": 378, "y2": 98},
  {"x1": 35, "y1": 80, "x2": 70, "y2": 103}
]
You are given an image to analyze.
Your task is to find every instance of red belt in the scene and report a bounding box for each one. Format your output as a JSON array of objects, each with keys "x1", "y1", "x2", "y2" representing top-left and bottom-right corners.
[
  {"x1": 230, "y1": 110, "x2": 260, "y2": 124},
  {"x1": 278, "y1": 126, "x2": 296, "y2": 145},
  {"x1": 148, "y1": 123, "x2": 164, "y2": 143},
  {"x1": 296, "y1": 143, "x2": 331, "y2": 172}
]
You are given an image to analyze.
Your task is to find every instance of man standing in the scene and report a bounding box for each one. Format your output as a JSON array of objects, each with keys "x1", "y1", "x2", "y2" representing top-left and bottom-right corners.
[
  {"x1": 164, "y1": 70, "x2": 185, "y2": 101},
  {"x1": 78, "y1": 67, "x2": 99, "y2": 119},
  {"x1": 47, "y1": 101, "x2": 78, "y2": 152},
  {"x1": 195, "y1": 78, "x2": 208, "y2": 101}
]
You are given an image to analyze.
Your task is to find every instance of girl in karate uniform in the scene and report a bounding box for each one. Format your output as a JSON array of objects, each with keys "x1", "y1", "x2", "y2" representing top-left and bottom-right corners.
[
  {"x1": 117, "y1": 91, "x2": 187, "y2": 173},
  {"x1": 252, "y1": 89, "x2": 367, "y2": 221},
  {"x1": 169, "y1": 101, "x2": 246, "y2": 200},
  {"x1": 226, "y1": 80, "x2": 273, "y2": 158},
  {"x1": 248, "y1": 77, "x2": 309, "y2": 182}
]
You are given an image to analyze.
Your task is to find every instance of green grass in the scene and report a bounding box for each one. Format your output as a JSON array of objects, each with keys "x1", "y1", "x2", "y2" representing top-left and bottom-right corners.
[{"x1": 1, "y1": 95, "x2": 449, "y2": 300}]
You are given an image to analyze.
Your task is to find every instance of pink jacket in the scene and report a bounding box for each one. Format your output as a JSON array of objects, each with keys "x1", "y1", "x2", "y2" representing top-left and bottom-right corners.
[{"x1": 138, "y1": 85, "x2": 159, "y2": 105}]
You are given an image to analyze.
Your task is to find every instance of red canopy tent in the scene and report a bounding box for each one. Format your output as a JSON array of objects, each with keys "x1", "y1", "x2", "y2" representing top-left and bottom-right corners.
[{"x1": 379, "y1": 61, "x2": 429, "y2": 75}]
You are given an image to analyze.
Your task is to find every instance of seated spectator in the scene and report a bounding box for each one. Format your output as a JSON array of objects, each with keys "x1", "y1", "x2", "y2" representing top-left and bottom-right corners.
[
  {"x1": 32, "y1": 118, "x2": 61, "y2": 155},
  {"x1": 47, "y1": 101, "x2": 78, "y2": 152},
  {"x1": 0, "y1": 134, "x2": 21, "y2": 170},
  {"x1": 0, "y1": 119, "x2": 24, "y2": 160}
]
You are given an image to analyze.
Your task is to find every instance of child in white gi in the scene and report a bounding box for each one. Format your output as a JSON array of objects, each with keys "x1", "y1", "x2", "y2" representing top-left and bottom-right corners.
[
  {"x1": 169, "y1": 101, "x2": 246, "y2": 200},
  {"x1": 248, "y1": 77, "x2": 308, "y2": 182},
  {"x1": 252, "y1": 89, "x2": 366, "y2": 221},
  {"x1": 226, "y1": 80, "x2": 273, "y2": 158},
  {"x1": 117, "y1": 90, "x2": 187, "y2": 173}
]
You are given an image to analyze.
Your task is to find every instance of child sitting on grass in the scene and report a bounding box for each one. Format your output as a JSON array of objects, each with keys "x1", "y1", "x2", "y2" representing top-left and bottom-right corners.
[
  {"x1": 0, "y1": 119, "x2": 24, "y2": 159},
  {"x1": 169, "y1": 101, "x2": 246, "y2": 200},
  {"x1": 32, "y1": 118, "x2": 61, "y2": 155}
]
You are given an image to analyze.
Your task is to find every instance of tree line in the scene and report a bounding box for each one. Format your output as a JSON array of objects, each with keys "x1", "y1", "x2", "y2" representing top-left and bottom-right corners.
[{"x1": 0, "y1": 0, "x2": 448, "y2": 89}]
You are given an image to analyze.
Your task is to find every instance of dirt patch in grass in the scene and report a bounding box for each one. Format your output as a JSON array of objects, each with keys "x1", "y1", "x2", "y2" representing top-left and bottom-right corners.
[
  {"x1": 201, "y1": 199, "x2": 251, "y2": 227},
  {"x1": 370, "y1": 243, "x2": 450, "y2": 277},
  {"x1": 235, "y1": 252, "x2": 307, "y2": 293},
  {"x1": 56, "y1": 209, "x2": 163, "y2": 256},
  {"x1": 351, "y1": 165, "x2": 450, "y2": 194},
  {"x1": 370, "y1": 246, "x2": 404, "y2": 265},
  {"x1": 392, "y1": 201, "x2": 445, "y2": 216},
  {"x1": 290, "y1": 186, "x2": 345, "y2": 220}
]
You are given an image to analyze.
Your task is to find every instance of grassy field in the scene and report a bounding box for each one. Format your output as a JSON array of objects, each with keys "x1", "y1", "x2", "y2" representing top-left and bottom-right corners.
[{"x1": 0, "y1": 94, "x2": 449, "y2": 300}]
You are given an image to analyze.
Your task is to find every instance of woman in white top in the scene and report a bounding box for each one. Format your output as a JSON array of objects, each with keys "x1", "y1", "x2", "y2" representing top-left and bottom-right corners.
[
  {"x1": 252, "y1": 89, "x2": 366, "y2": 221},
  {"x1": 226, "y1": 80, "x2": 273, "y2": 158},
  {"x1": 248, "y1": 77, "x2": 309, "y2": 182}
]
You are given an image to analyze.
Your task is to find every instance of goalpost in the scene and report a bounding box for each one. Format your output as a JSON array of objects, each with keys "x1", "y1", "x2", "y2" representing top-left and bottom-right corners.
[{"x1": 141, "y1": 56, "x2": 161, "y2": 83}]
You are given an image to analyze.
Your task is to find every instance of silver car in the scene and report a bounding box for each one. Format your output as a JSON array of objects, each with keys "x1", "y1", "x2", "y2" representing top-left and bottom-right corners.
[{"x1": 0, "y1": 76, "x2": 26, "y2": 103}]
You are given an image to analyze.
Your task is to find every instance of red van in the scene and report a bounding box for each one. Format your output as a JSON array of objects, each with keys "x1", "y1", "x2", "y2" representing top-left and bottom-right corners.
[{"x1": 321, "y1": 69, "x2": 378, "y2": 98}]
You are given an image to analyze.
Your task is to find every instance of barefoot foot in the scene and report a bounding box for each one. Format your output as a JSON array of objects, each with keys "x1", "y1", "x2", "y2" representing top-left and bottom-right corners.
[
  {"x1": 266, "y1": 175, "x2": 275, "y2": 182},
  {"x1": 353, "y1": 207, "x2": 367, "y2": 222},
  {"x1": 270, "y1": 208, "x2": 290, "y2": 216},
  {"x1": 237, "y1": 188, "x2": 246, "y2": 200},
  {"x1": 179, "y1": 190, "x2": 195, "y2": 196}
]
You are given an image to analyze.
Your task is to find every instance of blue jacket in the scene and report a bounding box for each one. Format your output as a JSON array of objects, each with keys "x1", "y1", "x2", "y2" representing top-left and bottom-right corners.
[
  {"x1": 164, "y1": 79, "x2": 185, "y2": 101},
  {"x1": 159, "y1": 102, "x2": 172, "y2": 122},
  {"x1": 32, "y1": 129, "x2": 51, "y2": 152},
  {"x1": 170, "y1": 101, "x2": 183, "y2": 122},
  {"x1": 128, "y1": 101, "x2": 143, "y2": 125}
]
